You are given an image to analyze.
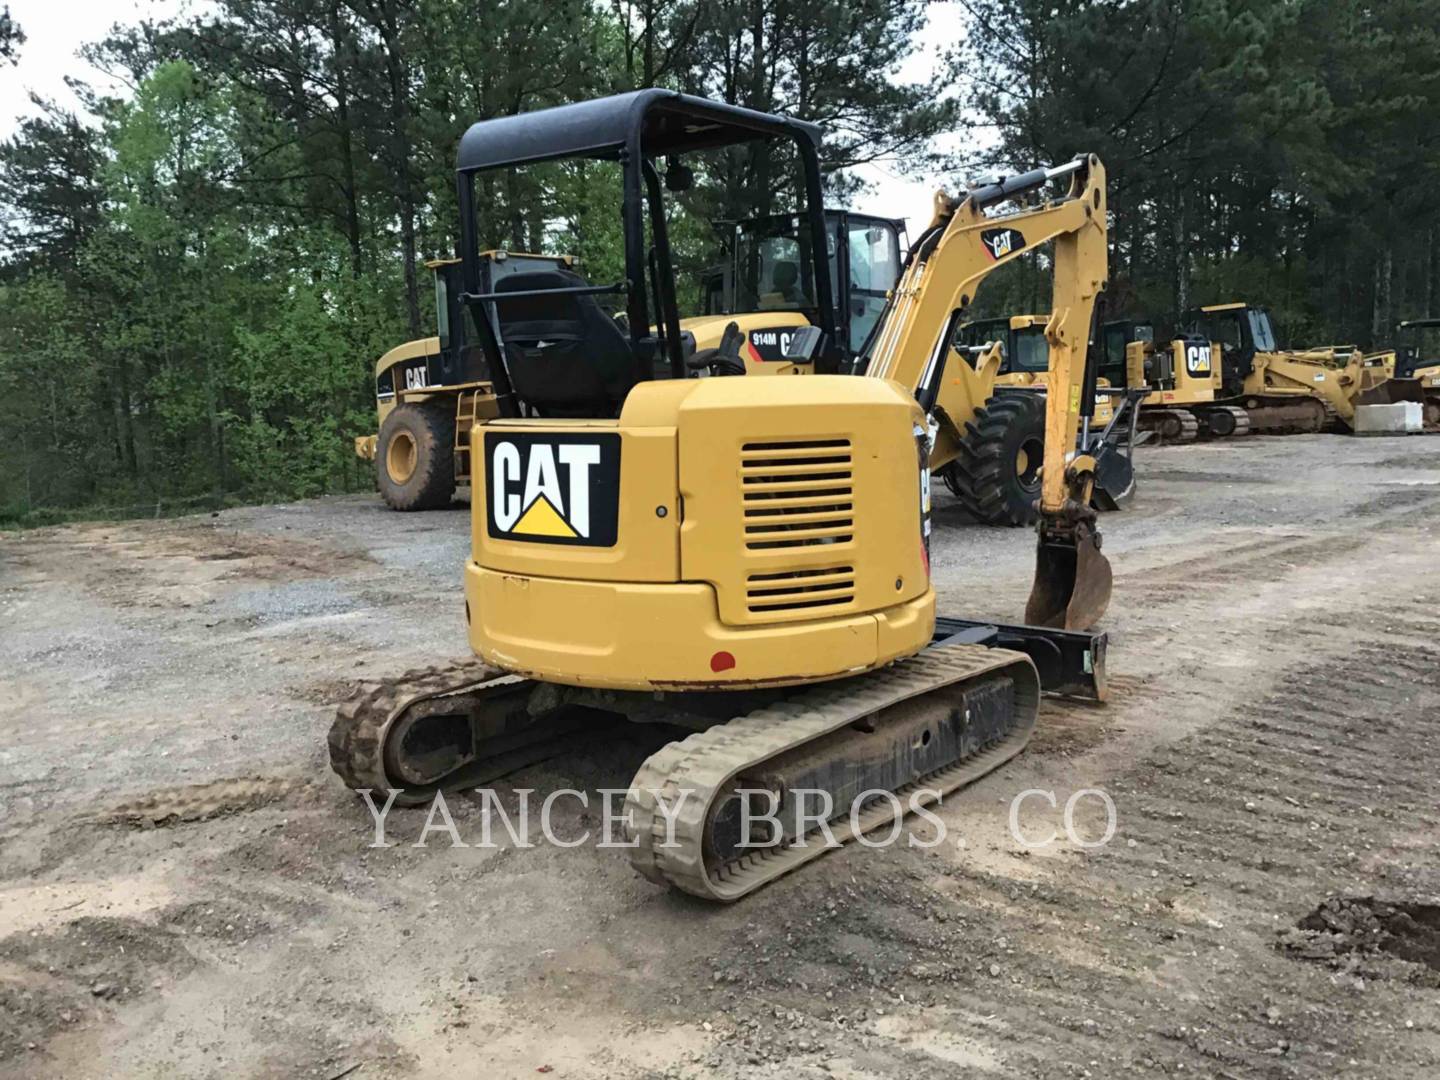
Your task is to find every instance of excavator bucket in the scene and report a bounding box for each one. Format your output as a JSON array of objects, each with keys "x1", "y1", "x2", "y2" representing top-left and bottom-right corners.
[{"x1": 1024, "y1": 521, "x2": 1112, "y2": 630}]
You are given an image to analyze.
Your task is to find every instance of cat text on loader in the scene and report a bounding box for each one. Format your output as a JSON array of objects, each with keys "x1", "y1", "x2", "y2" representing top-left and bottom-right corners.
[{"x1": 329, "y1": 91, "x2": 1113, "y2": 901}]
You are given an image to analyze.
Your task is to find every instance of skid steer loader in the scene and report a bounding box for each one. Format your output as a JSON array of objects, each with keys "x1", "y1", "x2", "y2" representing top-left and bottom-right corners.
[{"x1": 329, "y1": 90, "x2": 1118, "y2": 901}]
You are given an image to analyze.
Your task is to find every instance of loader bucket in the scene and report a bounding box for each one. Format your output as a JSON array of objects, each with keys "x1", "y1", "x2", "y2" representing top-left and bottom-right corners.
[
  {"x1": 1356, "y1": 376, "x2": 1425, "y2": 407},
  {"x1": 1024, "y1": 521, "x2": 1112, "y2": 630}
]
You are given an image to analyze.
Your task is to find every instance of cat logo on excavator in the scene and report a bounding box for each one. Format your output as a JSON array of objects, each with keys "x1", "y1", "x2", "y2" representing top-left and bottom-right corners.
[
  {"x1": 981, "y1": 227, "x2": 1026, "y2": 261},
  {"x1": 484, "y1": 432, "x2": 622, "y2": 546}
]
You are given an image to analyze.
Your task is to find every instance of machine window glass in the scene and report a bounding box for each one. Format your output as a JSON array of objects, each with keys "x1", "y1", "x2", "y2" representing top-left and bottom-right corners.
[
  {"x1": 847, "y1": 222, "x2": 899, "y2": 292},
  {"x1": 435, "y1": 272, "x2": 451, "y2": 350},
  {"x1": 953, "y1": 319, "x2": 1008, "y2": 369},
  {"x1": 846, "y1": 221, "x2": 900, "y2": 349},
  {"x1": 1201, "y1": 314, "x2": 1242, "y2": 351},
  {"x1": 1011, "y1": 326, "x2": 1049, "y2": 372},
  {"x1": 1249, "y1": 309, "x2": 1277, "y2": 351},
  {"x1": 735, "y1": 219, "x2": 816, "y2": 313},
  {"x1": 1102, "y1": 324, "x2": 1129, "y2": 383}
]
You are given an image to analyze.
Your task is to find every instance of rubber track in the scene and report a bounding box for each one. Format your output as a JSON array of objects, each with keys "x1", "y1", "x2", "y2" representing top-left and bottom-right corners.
[
  {"x1": 327, "y1": 660, "x2": 506, "y2": 801},
  {"x1": 624, "y1": 644, "x2": 1040, "y2": 902}
]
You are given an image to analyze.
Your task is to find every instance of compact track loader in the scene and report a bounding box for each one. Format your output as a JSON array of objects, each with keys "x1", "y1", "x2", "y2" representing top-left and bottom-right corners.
[{"x1": 330, "y1": 91, "x2": 1116, "y2": 900}]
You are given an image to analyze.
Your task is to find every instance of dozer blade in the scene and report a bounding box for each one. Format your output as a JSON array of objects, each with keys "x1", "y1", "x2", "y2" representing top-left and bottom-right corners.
[{"x1": 1024, "y1": 521, "x2": 1112, "y2": 630}]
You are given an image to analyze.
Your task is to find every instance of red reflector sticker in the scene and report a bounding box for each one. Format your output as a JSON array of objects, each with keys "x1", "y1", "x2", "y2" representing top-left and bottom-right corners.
[{"x1": 710, "y1": 651, "x2": 736, "y2": 673}]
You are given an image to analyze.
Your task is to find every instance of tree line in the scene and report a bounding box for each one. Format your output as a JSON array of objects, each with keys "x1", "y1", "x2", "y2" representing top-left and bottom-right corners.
[{"x1": 0, "y1": 0, "x2": 1435, "y2": 524}]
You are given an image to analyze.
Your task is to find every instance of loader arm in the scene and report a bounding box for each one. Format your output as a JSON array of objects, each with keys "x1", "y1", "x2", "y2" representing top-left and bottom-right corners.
[{"x1": 862, "y1": 155, "x2": 1111, "y2": 628}]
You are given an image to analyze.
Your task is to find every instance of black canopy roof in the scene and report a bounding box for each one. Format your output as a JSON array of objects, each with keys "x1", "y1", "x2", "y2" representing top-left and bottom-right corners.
[{"x1": 456, "y1": 89, "x2": 822, "y2": 173}]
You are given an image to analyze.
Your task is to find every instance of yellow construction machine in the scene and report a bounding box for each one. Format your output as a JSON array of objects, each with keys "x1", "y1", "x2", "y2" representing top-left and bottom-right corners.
[
  {"x1": 945, "y1": 315, "x2": 1125, "y2": 522},
  {"x1": 357, "y1": 214, "x2": 906, "y2": 508},
  {"x1": 686, "y1": 209, "x2": 906, "y2": 373},
  {"x1": 330, "y1": 91, "x2": 1116, "y2": 900},
  {"x1": 1393, "y1": 318, "x2": 1440, "y2": 428},
  {"x1": 1183, "y1": 302, "x2": 1399, "y2": 434},
  {"x1": 1093, "y1": 320, "x2": 1226, "y2": 441},
  {"x1": 356, "y1": 252, "x2": 576, "y2": 509}
]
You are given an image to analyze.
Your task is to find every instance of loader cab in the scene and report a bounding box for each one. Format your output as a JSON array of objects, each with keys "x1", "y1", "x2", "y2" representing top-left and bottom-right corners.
[
  {"x1": 1099, "y1": 321, "x2": 1152, "y2": 388},
  {"x1": 1183, "y1": 303, "x2": 1277, "y2": 396},
  {"x1": 453, "y1": 90, "x2": 840, "y2": 419},
  {"x1": 1394, "y1": 317, "x2": 1440, "y2": 379},
  {"x1": 955, "y1": 315, "x2": 1049, "y2": 374},
  {"x1": 724, "y1": 210, "x2": 904, "y2": 356},
  {"x1": 373, "y1": 252, "x2": 572, "y2": 407}
]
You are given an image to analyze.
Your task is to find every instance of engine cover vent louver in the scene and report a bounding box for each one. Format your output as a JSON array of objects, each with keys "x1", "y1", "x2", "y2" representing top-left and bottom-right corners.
[{"x1": 740, "y1": 439, "x2": 855, "y2": 551}]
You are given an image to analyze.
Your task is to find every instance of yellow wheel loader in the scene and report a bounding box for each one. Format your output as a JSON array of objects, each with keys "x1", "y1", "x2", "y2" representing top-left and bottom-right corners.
[
  {"x1": 683, "y1": 209, "x2": 906, "y2": 374},
  {"x1": 329, "y1": 91, "x2": 1117, "y2": 901},
  {"x1": 942, "y1": 314, "x2": 1127, "y2": 523},
  {"x1": 356, "y1": 253, "x2": 573, "y2": 509}
]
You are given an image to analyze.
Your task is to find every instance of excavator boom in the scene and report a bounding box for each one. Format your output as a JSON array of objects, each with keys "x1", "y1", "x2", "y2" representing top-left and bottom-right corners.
[{"x1": 862, "y1": 155, "x2": 1112, "y2": 628}]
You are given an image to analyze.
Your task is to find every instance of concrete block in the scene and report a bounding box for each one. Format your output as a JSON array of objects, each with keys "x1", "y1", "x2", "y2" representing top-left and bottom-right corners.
[{"x1": 1353, "y1": 401, "x2": 1423, "y2": 435}]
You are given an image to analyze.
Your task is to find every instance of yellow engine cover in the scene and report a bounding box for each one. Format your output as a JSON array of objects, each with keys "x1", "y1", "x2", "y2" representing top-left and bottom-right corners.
[{"x1": 465, "y1": 376, "x2": 936, "y2": 690}]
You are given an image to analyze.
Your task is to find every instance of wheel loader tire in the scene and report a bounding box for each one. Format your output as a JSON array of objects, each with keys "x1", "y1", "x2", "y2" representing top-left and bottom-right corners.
[
  {"x1": 376, "y1": 401, "x2": 456, "y2": 511},
  {"x1": 945, "y1": 393, "x2": 1047, "y2": 527}
]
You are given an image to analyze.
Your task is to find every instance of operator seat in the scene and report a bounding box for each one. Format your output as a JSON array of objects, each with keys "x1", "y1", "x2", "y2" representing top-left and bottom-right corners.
[
  {"x1": 759, "y1": 260, "x2": 804, "y2": 308},
  {"x1": 492, "y1": 270, "x2": 643, "y2": 417}
]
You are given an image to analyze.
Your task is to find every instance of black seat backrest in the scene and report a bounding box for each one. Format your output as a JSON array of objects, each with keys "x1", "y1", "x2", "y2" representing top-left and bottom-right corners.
[{"x1": 492, "y1": 270, "x2": 642, "y2": 417}]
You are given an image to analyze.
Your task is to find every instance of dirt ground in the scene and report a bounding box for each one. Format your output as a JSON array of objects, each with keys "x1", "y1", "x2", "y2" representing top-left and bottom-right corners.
[{"x1": 3, "y1": 432, "x2": 1439, "y2": 1079}]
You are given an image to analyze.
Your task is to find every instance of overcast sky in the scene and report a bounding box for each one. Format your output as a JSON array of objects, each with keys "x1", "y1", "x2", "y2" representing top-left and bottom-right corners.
[{"x1": 0, "y1": 0, "x2": 965, "y2": 229}]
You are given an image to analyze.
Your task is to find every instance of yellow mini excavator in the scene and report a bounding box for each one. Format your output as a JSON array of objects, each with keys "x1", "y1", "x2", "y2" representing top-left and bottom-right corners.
[{"x1": 330, "y1": 91, "x2": 1116, "y2": 901}]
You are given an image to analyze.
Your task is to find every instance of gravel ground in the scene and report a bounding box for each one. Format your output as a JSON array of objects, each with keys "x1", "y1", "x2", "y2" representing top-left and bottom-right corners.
[{"x1": 1, "y1": 432, "x2": 1439, "y2": 1078}]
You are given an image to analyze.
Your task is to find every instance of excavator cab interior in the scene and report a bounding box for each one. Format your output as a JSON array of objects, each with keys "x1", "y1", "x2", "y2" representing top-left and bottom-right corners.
[{"x1": 452, "y1": 90, "x2": 841, "y2": 419}]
